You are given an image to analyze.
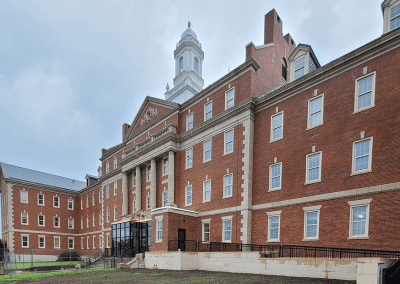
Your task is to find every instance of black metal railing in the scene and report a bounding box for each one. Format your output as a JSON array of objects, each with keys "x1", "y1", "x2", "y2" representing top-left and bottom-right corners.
[{"x1": 168, "y1": 240, "x2": 400, "y2": 259}]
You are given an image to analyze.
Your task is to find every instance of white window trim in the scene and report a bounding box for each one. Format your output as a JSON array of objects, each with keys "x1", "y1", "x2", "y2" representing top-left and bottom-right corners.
[
  {"x1": 348, "y1": 199, "x2": 372, "y2": 239},
  {"x1": 53, "y1": 196, "x2": 60, "y2": 208},
  {"x1": 37, "y1": 193, "x2": 44, "y2": 206},
  {"x1": 68, "y1": 198, "x2": 74, "y2": 210},
  {"x1": 92, "y1": 193, "x2": 95, "y2": 205},
  {"x1": 99, "y1": 190, "x2": 103, "y2": 203},
  {"x1": 54, "y1": 216, "x2": 60, "y2": 228},
  {"x1": 54, "y1": 236, "x2": 61, "y2": 249},
  {"x1": 81, "y1": 237, "x2": 84, "y2": 249},
  {"x1": 162, "y1": 157, "x2": 168, "y2": 176},
  {"x1": 225, "y1": 87, "x2": 235, "y2": 110},
  {"x1": 204, "y1": 100, "x2": 213, "y2": 121},
  {"x1": 224, "y1": 129, "x2": 234, "y2": 155},
  {"x1": 203, "y1": 179, "x2": 211, "y2": 203},
  {"x1": 113, "y1": 157, "x2": 118, "y2": 170},
  {"x1": 293, "y1": 56, "x2": 306, "y2": 80},
  {"x1": 186, "y1": 112, "x2": 194, "y2": 131},
  {"x1": 270, "y1": 111, "x2": 284, "y2": 143},
  {"x1": 185, "y1": 185, "x2": 193, "y2": 206},
  {"x1": 307, "y1": 94, "x2": 324, "y2": 130},
  {"x1": 186, "y1": 148, "x2": 193, "y2": 169},
  {"x1": 20, "y1": 190, "x2": 28, "y2": 204},
  {"x1": 155, "y1": 215, "x2": 163, "y2": 243},
  {"x1": 113, "y1": 182, "x2": 117, "y2": 196},
  {"x1": 223, "y1": 173, "x2": 233, "y2": 198},
  {"x1": 68, "y1": 237, "x2": 74, "y2": 249},
  {"x1": 267, "y1": 210, "x2": 282, "y2": 242},
  {"x1": 354, "y1": 71, "x2": 376, "y2": 113},
  {"x1": 305, "y1": 151, "x2": 322, "y2": 185},
  {"x1": 221, "y1": 215, "x2": 233, "y2": 243},
  {"x1": 303, "y1": 205, "x2": 322, "y2": 241},
  {"x1": 351, "y1": 137, "x2": 373, "y2": 176},
  {"x1": 93, "y1": 236, "x2": 96, "y2": 249},
  {"x1": 269, "y1": 162, "x2": 282, "y2": 192},
  {"x1": 21, "y1": 234, "x2": 29, "y2": 248},
  {"x1": 146, "y1": 164, "x2": 151, "y2": 182},
  {"x1": 86, "y1": 195, "x2": 89, "y2": 208},
  {"x1": 68, "y1": 218, "x2": 74, "y2": 229},
  {"x1": 21, "y1": 212, "x2": 29, "y2": 225},
  {"x1": 203, "y1": 140, "x2": 212, "y2": 163},
  {"x1": 38, "y1": 214, "x2": 45, "y2": 227},
  {"x1": 106, "y1": 233, "x2": 110, "y2": 248},
  {"x1": 146, "y1": 196, "x2": 151, "y2": 210},
  {"x1": 114, "y1": 207, "x2": 118, "y2": 221},
  {"x1": 390, "y1": 4, "x2": 400, "y2": 31},
  {"x1": 106, "y1": 209, "x2": 110, "y2": 223},
  {"x1": 38, "y1": 235, "x2": 46, "y2": 248},
  {"x1": 81, "y1": 218, "x2": 83, "y2": 229},
  {"x1": 163, "y1": 191, "x2": 168, "y2": 207},
  {"x1": 81, "y1": 199, "x2": 83, "y2": 210},
  {"x1": 106, "y1": 185, "x2": 110, "y2": 199},
  {"x1": 201, "y1": 219, "x2": 211, "y2": 243},
  {"x1": 106, "y1": 161, "x2": 109, "y2": 174}
]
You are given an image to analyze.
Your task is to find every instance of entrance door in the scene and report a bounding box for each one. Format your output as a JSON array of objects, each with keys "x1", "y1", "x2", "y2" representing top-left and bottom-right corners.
[{"x1": 178, "y1": 229, "x2": 186, "y2": 251}]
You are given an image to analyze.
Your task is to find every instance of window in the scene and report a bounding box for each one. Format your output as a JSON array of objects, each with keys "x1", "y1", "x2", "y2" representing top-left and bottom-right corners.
[
  {"x1": 114, "y1": 207, "x2": 118, "y2": 221},
  {"x1": 99, "y1": 235, "x2": 103, "y2": 249},
  {"x1": 38, "y1": 193, "x2": 44, "y2": 205},
  {"x1": 86, "y1": 195, "x2": 89, "y2": 207},
  {"x1": 179, "y1": 57, "x2": 183, "y2": 73},
  {"x1": 222, "y1": 216, "x2": 232, "y2": 242},
  {"x1": 106, "y1": 185, "x2": 110, "y2": 198},
  {"x1": 54, "y1": 216, "x2": 60, "y2": 228},
  {"x1": 303, "y1": 205, "x2": 321, "y2": 240},
  {"x1": 147, "y1": 165, "x2": 151, "y2": 181},
  {"x1": 225, "y1": 88, "x2": 235, "y2": 110},
  {"x1": 22, "y1": 235, "x2": 29, "y2": 248},
  {"x1": 352, "y1": 138, "x2": 373, "y2": 175},
  {"x1": 81, "y1": 237, "x2": 84, "y2": 249},
  {"x1": 203, "y1": 180, "x2": 211, "y2": 202},
  {"x1": 53, "y1": 196, "x2": 59, "y2": 208},
  {"x1": 38, "y1": 215, "x2": 45, "y2": 226},
  {"x1": 81, "y1": 218, "x2": 83, "y2": 229},
  {"x1": 308, "y1": 95, "x2": 324, "y2": 129},
  {"x1": 282, "y1": 58, "x2": 287, "y2": 80},
  {"x1": 133, "y1": 172, "x2": 136, "y2": 187},
  {"x1": 163, "y1": 158, "x2": 168, "y2": 175},
  {"x1": 93, "y1": 213, "x2": 95, "y2": 227},
  {"x1": 106, "y1": 209, "x2": 110, "y2": 222},
  {"x1": 81, "y1": 199, "x2": 83, "y2": 210},
  {"x1": 38, "y1": 236, "x2": 45, "y2": 248},
  {"x1": 225, "y1": 130, "x2": 234, "y2": 154},
  {"x1": 146, "y1": 196, "x2": 151, "y2": 209},
  {"x1": 202, "y1": 220, "x2": 210, "y2": 242},
  {"x1": 391, "y1": 4, "x2": 400, "y2": 30},
  {"x1": 194, "y1": 57, "x2": 198, "y2": 73},
  {"x1": 267, "y1": 211, "x2": 281, "y2": 242},
  {"x1": 306, "y1": 152, "x2": 322, "y2": 184},
  {"x1": 133, "y1": 200, "x2": 136, "y2": 212},
  {"x1": 87, "y1": 215, "x2": 89, "y2": 228},
  {"x1": 106, "y1": 161, "x2": 109, "y2": 174},
  {"x1": 186, "y1": 185, "x2": 192, "y2": 206},
  {"x1": 21, "y1": 190, "x2": 28, "y2": 203},
  {"x1": 68, "y1": 218, "x2": 74, "y2": 229},
  {"x1": 223, "y1": 174, "x2": 233, "y2": 198},
  {"x1": 271, "y1": 112, "x2": 283, "y2": 141},
  {"x1": 355, "y1": 73, "x2": 376, "y2": 112},
  {"x1": 99, "y1": 190, "x2": 103, "y2": 203},
  {"x1": 294, "y1": 57, "x2": 305, "y2": 79},
  {"x1": 163, "y1": 191, "x2": 168, "y2": 206},
  {"x1": 156, "y1": 216, "x2": 163, "y2": 242},
  {"x1": 93, "y1": 236, "x2": 96, "y2": 249},
  {"x1": 92, "y1": 194, "x2": 95, "y2": 205},
  {"x1": 113, "y1": 157, "x2": 117, "y2": 170},
  {"x1": 68, "y1": 198, "x2": 73, "y2": 210},
  {"x1": 186, "y1": 148, "x2": 193, "y2": 168},
  {"x1": 54, "y1": 237, "x2": 60, "y2": 249},
  {"x1": 87, "y1": 237, "x2": 89, "y2": 249},
  {"x1": 100, "y1": 211, "x2": 103, "y2": 225},
  {"x1": 68, "y1": 238, "x2": 74, "y2": 249},
  {"x1": 269, "y1": 162, "x2": 282, "y2": 191},
  {"x1": 113, "y1": 182, "x2": 117, "y2": 196},
  {"x1": 205, "y1": 101, "x2": 212, "y2": 121},
  {"x1": 187, "y1": 113, "x2": 193, "y2": 130},
  {"x1": 348, "y1": 199, "x2": 371, "y2": 239},
  {"x1": 21, "y1": 212, "x2": 28, "y2": 225},
  {"x1": 204, "y1": 140, "x2": 212, "y2": 162}
]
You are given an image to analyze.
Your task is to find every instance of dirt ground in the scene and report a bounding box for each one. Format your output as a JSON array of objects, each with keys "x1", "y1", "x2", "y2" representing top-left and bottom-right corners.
[{"x1": 13, "y1": 268, "x2": 356, "y2": 284}]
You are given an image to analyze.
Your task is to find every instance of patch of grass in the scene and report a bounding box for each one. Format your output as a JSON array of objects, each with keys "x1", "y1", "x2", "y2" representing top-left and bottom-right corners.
[
  {"x1": 0, "y1": 268, "x2": 117, "y2": 282},
  {"x1": 12, "y1": 261, "x2": 81, "y2": 269}
]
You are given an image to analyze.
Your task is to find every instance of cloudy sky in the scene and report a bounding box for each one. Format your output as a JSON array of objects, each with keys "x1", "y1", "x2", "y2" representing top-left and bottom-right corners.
[{"x1": 0, "y1": 0, "x2": 383, "y2": 181}]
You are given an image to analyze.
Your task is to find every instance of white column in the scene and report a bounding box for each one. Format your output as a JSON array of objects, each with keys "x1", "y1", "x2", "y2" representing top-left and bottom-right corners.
[
  {"x1": 150, "y1": 159, "x2": 157, "y2": 209},
  {"x1": 135, "y1": 166, "x2": 141, "y2": 212},
  {"x1": 122, "y1": 172, "x2": 128, "y2": 216},
  {"x1": 167, "y1": 151, "x2": 175, "y2": 206}
]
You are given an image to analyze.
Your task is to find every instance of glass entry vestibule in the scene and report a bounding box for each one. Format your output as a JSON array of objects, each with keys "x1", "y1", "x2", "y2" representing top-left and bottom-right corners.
[{"x1": 111, "y1": 220, "x2": 151, "y2": 257}]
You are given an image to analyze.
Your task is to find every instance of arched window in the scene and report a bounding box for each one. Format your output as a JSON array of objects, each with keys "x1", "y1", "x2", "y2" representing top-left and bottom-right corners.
[
  {"x1": 282, "y1": 58, "x2": 287, "y2": 81},
  {"x1": 179, "y1": 57, "x2": 183, "y2": 73},
  {"x1": 194, "y1": 58, "x2": 198, "y2": 74}
]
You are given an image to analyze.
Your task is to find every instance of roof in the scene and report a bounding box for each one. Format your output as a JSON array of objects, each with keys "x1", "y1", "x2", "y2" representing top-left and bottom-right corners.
[{"x1": 0, "y1": 163, "x2": 86, "y2": 191}]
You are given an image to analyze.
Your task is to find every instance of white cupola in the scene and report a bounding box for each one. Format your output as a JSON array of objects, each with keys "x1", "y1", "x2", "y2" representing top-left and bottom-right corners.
[{"x1": 165, "y1": 21, "x2": 204, "y2": 104}]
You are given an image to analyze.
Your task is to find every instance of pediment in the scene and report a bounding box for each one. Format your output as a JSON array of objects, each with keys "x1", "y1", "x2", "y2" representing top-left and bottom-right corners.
[{"x1": 288, "y1": 44, "x2": 320, "y2": 68}]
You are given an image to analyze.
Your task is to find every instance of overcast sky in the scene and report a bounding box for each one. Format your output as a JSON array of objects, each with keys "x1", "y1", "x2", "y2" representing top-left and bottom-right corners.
[{"x1": 0, "y1": 0, "x2": 383, "y2": 182}]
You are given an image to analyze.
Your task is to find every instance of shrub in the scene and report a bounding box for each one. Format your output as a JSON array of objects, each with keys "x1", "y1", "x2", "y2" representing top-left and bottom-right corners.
[{"x1": 57, "y1": 250, "x2": 80, "y2": 261}]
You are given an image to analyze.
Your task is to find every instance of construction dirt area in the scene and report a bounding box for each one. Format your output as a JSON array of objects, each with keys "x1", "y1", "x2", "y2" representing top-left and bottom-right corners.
[{"x1": 8, "y1": 268, "x2": 356, "y2": 283}]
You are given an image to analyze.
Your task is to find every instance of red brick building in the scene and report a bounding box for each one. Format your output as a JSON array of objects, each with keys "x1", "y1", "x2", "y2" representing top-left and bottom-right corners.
[{"x1": 1, "y1": 2, "x2": 400, "y2": 260}]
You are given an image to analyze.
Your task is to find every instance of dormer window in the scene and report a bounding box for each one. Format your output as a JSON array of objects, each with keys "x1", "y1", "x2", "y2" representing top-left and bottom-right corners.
[
  {"x1": 282, "y1": 58, "x2": 287, "y2": 81},
  {"x1": 294, "y1": 57, "x2": 305, "y2": 79},
  {"x1": 179, "y1": 57, "x2": 183, "y2": 73},
  {"x1": 194, "y1": 58, "x2": 198, "y2": 74},
  {"x1": 391, "y1": 4, "x2": 400, "y2": 30},
  {"x1": 288, "y1": 44, "x2": 320, "y2": 82}
]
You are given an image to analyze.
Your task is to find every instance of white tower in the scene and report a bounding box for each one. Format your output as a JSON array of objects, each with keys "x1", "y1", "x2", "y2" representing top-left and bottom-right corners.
[{"x1": 165, "y1": 22, "x2": 204, "y2": 103}]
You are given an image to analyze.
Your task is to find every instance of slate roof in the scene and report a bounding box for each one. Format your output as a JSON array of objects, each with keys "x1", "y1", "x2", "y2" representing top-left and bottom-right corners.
[{"x1": 0, "y1": 163, "x2": 86, "y2": 191}]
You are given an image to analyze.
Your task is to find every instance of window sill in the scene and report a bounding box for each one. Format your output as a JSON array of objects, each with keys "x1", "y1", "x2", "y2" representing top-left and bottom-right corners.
[
  {"x1": 268, "y1": 188, "x2": 281, "y2": 192},
  {"x1": 350, "y1": 169, "x2": 372, "y2": 176},
  {"x1": 155, "y1": 240, "x2": 162, "y2": 244},
  {"x1": 302, "y1": 238, "x2": 319, "y2": 241},
  {"x1": 222, "y1": 196, "x2": 232, "y2": 199},
  {"x1": 54, "y1": 207, "x2": 60, "y2": 209},
  {"x1": 184, "y1": 203, "x2": 192, "y2": 207},
  {"x1": 37, "y1": 204, "x2": 44, "y2": 206},
  {"x1": 347, "y1": 236, "x2": 369, "y2": 240},
  {"x1": 269, "y1": 137, "x2": 283, "y2": 144},
  {"x1": 223, "y1": 151, "x2": 234, "y2": 157},
  {"x1": 202, "y1": 200, "x2": 211, "y2": 203},
  {"x1": 185, "y1": 166, "x2": 193, "y2": 170},
  {"x1": 267, "y1": 239, "x2": 280, "y2": 243},
  {"x1": 304, "y1": 179, "x2": 321, "y2": 185},
  {"x1": 353, "y1": 104, "x2": 375, "y2": 114},
  {"x1": 21, "y1": 223, "x2": 29, "y2": 226},
  {"x1": 222, "y1": 240, "x2": 232, "y2": 243},
  {"x1": 203, "y1": 159, "x2": 212, "y2": 164},
  {"x1": 306, "y1": 123, "x2": 324, "y2": 131}
]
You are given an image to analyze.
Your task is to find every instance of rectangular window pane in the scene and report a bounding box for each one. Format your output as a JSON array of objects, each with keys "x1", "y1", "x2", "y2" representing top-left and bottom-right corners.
[
  {"x1": 187, "y1": 114, "x2": 193, "y2": 130},
  {"x1": 306, "y1": 212, "x2": 318, "y2": 238},
  {"x1": 204, "y1": 181, "x2": 211, "y2": 201},
  {"x1": 224, "y1": 221, "x2": 231, "y2": 241},
  {"x1": 203, "y1": 223, "x2": 210, "y2": 242},
  {"x1": 357, "y1": 76, "x2": 373, "y2": 109},
  {"x1": 352, "y1": 206, "x2": 367, "y2": 236},
  {"x1": 187, "y1": 149, "x2": 193, "y2": 167},
  {"x1": 272, "y1": 114, "x2": 283, "y2": 140},
  {"x1": 225, "y1": 130, "x2": 233, "y2": 153},
  {"x1": 205, "y1": 141, "x2": 211, "y2": 161},
  {"x1": 295, "y1": 58, "x2": 305, "y2": 79},
  {"x1": 187, "y1": 186, "x2": 192, "y2": 204},
  {"x1": 206, "y1": 103, "x2": 212, "y2": 120},
  {"x1": 269, "y1": 216, "x2": 279, "y2": 240},
  {"x1": 226, "y1": 90, "x2": 234, "y2": 109},
  {"x1": 271, "y1": 164, "x2": 281, "y2": 189},
  {"x1": 310, "y1": 97, "x2": 322, "y2": 127},
  {"x1": 355, "y1": 140, "x2": 370, "y2": 172},
  {"x1": 225, "y1": 175, "x2": 232, "y2": 196},
  {"x1": 308, "y1": 153, "x2": 320, "y2": 181}
]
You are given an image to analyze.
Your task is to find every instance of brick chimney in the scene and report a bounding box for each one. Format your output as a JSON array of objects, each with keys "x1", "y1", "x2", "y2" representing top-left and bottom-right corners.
[
  {"x1": 264, "y1": 9, "x2": 283, "y2": 45},
  {"x1": 122, "y1": 123, "x2": 130, "y2": 140}
]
